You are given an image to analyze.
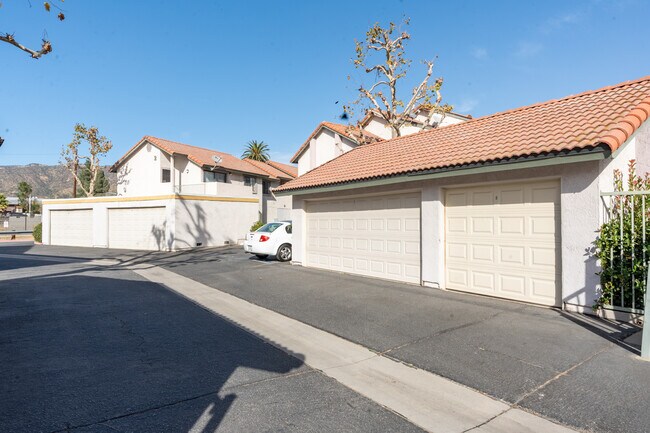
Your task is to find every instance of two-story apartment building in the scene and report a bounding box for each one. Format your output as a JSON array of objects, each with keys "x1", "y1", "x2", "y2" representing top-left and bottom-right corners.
[
  {"x1": 42, "y1": 136, "x2": 296, "y2": 251},
  {"x1": 291, "y1": 108, "x2": 471, "y2": 175}
]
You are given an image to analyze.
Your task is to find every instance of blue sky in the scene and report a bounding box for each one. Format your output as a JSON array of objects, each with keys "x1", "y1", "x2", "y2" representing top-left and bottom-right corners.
[{"x1": 1, "y1": 0, "x2": 649, "y2": 166}]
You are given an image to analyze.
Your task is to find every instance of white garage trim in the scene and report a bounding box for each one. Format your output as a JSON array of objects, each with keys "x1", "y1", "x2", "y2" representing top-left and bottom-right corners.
[
  {"x1": 108, "y1": 207, "x2": 168, "y2": 250},
  {"x1": 305, "y1": 192, "x2": 421, "y2": 284},
  {"x1": 445, "y1": 180, "x2": 561, "y2": 306},
  {"x1": 49, "y1": 209, "x2": 93, "y2": 247}
]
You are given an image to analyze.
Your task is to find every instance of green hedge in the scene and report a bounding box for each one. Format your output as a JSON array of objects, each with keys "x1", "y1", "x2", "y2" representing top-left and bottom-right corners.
[
  {"x1": 250, "y1": 220, "x2": 264, "y2": 232},
  {"x1": 33, "y1": 223, "x2": 42, "y2": 243},
  {"x1": 595, "y1": 160, "x2": 648, "y2": 310}
]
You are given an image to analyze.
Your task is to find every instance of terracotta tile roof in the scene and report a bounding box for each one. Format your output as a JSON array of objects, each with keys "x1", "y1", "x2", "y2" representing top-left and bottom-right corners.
[
  {"x1": 112, "y1": 136, "x2": 270, "y2": 177},
  {"x1": 277, "y1": 76, "x2": 650, "y2": 193},
  {"x1": 289, "y1": 121, "x2": 382, "y2": 163},
  {"x1": 266, "y1": 160, "x2": 298, "y2": 178},
  {"x1": 244, "y1": 159, "x2": 296, "y2": 180}
]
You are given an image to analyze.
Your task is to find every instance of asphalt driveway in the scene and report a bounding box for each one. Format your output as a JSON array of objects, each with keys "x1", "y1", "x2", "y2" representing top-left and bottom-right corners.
[
  {"x1": 0, "y1": 247, "x2": 423, "y2": 433},
  {"x1": 144, "y1": 246, "x2": 648, "y2": 433},
  {"x1": 2, "y1": 244, "x2": 649, "y2": 433}
]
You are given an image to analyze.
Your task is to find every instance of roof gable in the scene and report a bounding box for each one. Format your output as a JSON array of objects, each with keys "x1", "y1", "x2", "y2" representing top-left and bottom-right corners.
[
  {"x1": 112, "y1": 136, "x2": 271, "y2": 177},
  {"x1": 290, "y1": 122, "x2": 381, "y2": 163},
  {"x1": 277, "y1": 76, "x2": 650, "y2": 193}
]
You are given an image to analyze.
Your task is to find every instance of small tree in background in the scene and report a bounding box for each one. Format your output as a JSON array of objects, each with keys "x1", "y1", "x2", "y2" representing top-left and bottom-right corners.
[
  {"x1": 61, "y1": 124, "x2": 112, "y2": 197},
  {"x1": 17, "y1": 181, "x2": 32, "y2": 210},
  {"x1": 344, "y1": 19, "x2": 452, "y2": 138},
  {"x1": 242, "y1": 140, "x2": 270, "y2": 162},
  {"x1": 0, "y1": 194, "x2": 8, "y2": 214},
  {"x1": 78, "y1": 160, "x2": 110, "y2": 197},
  {"x1": 0, "y1": 1, "x2": 65, "y2": 59},
  {"x1": 33, "y1": 223, "x2": 42, "y2": 243}
]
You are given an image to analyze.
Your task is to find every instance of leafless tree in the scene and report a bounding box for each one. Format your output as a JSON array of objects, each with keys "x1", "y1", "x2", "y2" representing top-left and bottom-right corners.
[
  {"x1": 344, "y1": 19, "x2": 452, "y2": 138},
  {"x1": 61, "y1": 124, "x2": 112, "y2": 197}
]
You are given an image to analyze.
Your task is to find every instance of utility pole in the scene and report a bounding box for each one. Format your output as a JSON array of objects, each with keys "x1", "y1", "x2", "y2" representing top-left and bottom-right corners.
[{"x1": 72, "y1": 161, "x2": 78, "y2": 198}]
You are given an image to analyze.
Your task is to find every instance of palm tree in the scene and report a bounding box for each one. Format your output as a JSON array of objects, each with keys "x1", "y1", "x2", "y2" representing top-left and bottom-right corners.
[{"x1": 242, "y1": 140, "x2": 270, "y2": 162}]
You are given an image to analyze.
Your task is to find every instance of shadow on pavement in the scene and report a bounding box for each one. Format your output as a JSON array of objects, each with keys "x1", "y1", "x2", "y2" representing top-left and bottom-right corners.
[
  {"x1": 0, "y1": 270, "x2": 304, "y2": 432},
  {"x1": 556, "y1": 310, "x2": 641, "y2": 356}
]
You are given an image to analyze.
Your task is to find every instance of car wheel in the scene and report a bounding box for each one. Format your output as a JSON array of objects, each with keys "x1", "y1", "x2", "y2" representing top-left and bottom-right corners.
[
  {"x1": 255, "y1": 254, "x2": 268, "y2": 260},
  {"x1": 277, "y1": 244, "x2": 292, "y2": 262}
]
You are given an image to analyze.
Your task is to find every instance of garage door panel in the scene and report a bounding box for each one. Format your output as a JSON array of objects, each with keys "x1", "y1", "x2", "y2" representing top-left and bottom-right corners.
[
  {"x1": 108, "y1": 207, "x2": 167, "y2": 250},
  {"x1": 446, "y1": 181, "x2": 560, "y2": 306},
  {"x1": 50, "y1": 209, "x2": 93, "y2": 247},
  {"x1": 306, "y1": 192, "x2": 421, "y2": 284}
]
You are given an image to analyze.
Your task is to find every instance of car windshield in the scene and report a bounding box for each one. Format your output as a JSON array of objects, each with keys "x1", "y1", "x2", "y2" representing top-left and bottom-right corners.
[{"x1": 257, "y1": 222, "x2": 283, "y2": 233}]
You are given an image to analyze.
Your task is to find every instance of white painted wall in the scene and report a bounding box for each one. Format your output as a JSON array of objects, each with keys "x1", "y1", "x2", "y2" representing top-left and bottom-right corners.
[
  {"x1": 117, "y1": 143, "x2": 172, "y2": 196},
  {"x1": 362, "y1": 112, "x2": 468, "y2": 140},
  {"x1": 43, "y1": 196, "x2": 259, "y2": 251},
  {"x1": 363, "y1": 116, "x2": 392, "y2": 139},
  {"x1": 265, "y1": 193, "x2": 292, "y2": 222},
  {"x1": 286, "y1": 157, "x2": 618, "y2": 312},
  {"x1": 297, "y1": 129, "x2": 357, "y2": 175},
  {"x1": 174, "y1": 198, "x2": 259, "y2": 249},
  {"x1": 116, "y1": 141, "x2": 257, "y2": 198},
  {"x1": 298, "y1": 146, "x2": 311, "y2": 176},
  {"x1": 43, "y1": 197, "x2": 175, "y2": 249}
]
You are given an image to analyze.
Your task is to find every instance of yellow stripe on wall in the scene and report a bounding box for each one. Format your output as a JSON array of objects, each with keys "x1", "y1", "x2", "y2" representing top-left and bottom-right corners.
[
  {"x1": 43, "y1": 194, "x2": 259, "y2": 205},
  {"x1": 176, "y1": 195, "x2": 259, "y2": 203}
]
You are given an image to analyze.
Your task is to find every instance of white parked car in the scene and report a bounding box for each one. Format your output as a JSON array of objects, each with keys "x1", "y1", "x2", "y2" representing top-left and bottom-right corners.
[{"x1": 243, "y1": 221, "x2": 292, "y2": 261}]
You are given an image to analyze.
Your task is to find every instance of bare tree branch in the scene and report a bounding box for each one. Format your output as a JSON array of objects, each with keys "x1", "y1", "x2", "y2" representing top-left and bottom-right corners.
[
  {"x1": 346, "y1": 19, "x2": 452, "y2": 139},
  {"x1": 0, "y1": 33, "x2": 52, "y2": 59},
  {"x1": 61, "y1": 124, "x2": 112, "y2": 197}
]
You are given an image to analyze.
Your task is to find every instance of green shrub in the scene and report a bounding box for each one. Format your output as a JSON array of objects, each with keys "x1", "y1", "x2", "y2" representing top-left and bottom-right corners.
[
  {"x1": 33, "y1": 223, "x2": 42, "y2": 243},
  {"x1": 250, "y1": 220, "x2": 264, "y2": 232},
  {"x1": 595, "y1": 160, "x2": 648, "y2": 310}
]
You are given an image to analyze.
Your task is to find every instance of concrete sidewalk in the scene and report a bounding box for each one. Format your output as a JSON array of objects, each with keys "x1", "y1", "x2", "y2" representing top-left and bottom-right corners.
[{"x1": 134, "y1": 264, "x2": 575, "y2": 433}]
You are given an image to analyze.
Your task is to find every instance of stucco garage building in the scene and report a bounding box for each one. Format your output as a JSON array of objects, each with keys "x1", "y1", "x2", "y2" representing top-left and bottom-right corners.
[
  {"x1": 275, "y1": 77, "x2": 650, "y2": 313},
  {"x1": 42, "y1": 136, "x2": 296, "y2": 250}
]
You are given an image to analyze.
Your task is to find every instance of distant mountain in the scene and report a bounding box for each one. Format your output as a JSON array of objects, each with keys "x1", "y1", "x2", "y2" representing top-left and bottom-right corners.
[{"x1": 0, "y1": 164, "x2": 117, "y2": 198}]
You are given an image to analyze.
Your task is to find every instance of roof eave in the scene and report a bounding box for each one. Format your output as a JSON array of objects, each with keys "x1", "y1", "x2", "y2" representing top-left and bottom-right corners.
[{"x1": 274, "y1": 146, "x2": 610, "y2": 196}]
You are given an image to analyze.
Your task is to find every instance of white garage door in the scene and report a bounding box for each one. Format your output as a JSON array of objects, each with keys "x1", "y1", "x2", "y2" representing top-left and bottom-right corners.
[
  {"x1": 306, "y1": 192, "x2": 421, "y2": 283},
  {"x1": 50, "y1": 209, "x2": 93, "y2": 247},
  {"x1": 108, "y1": 207, "x2": 167, "y2": 250},
  {"x1": 445, "y1": 180, "x2": 561, "y2": 306}
]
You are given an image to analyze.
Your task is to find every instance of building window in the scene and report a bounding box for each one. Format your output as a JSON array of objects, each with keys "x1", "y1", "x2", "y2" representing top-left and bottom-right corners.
[
  {"x1": 161, "y1": 169, "x2": 171, "y2": 183},
  {"x1": 204, "y1": 170, "x2": 227, "y2": 183},
  {"x1": 244, "y1": 176, "x2": 255, "y2": 186},
  {"x1": 262, "y1": 180, "x2": 270, "y2": 194}
]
